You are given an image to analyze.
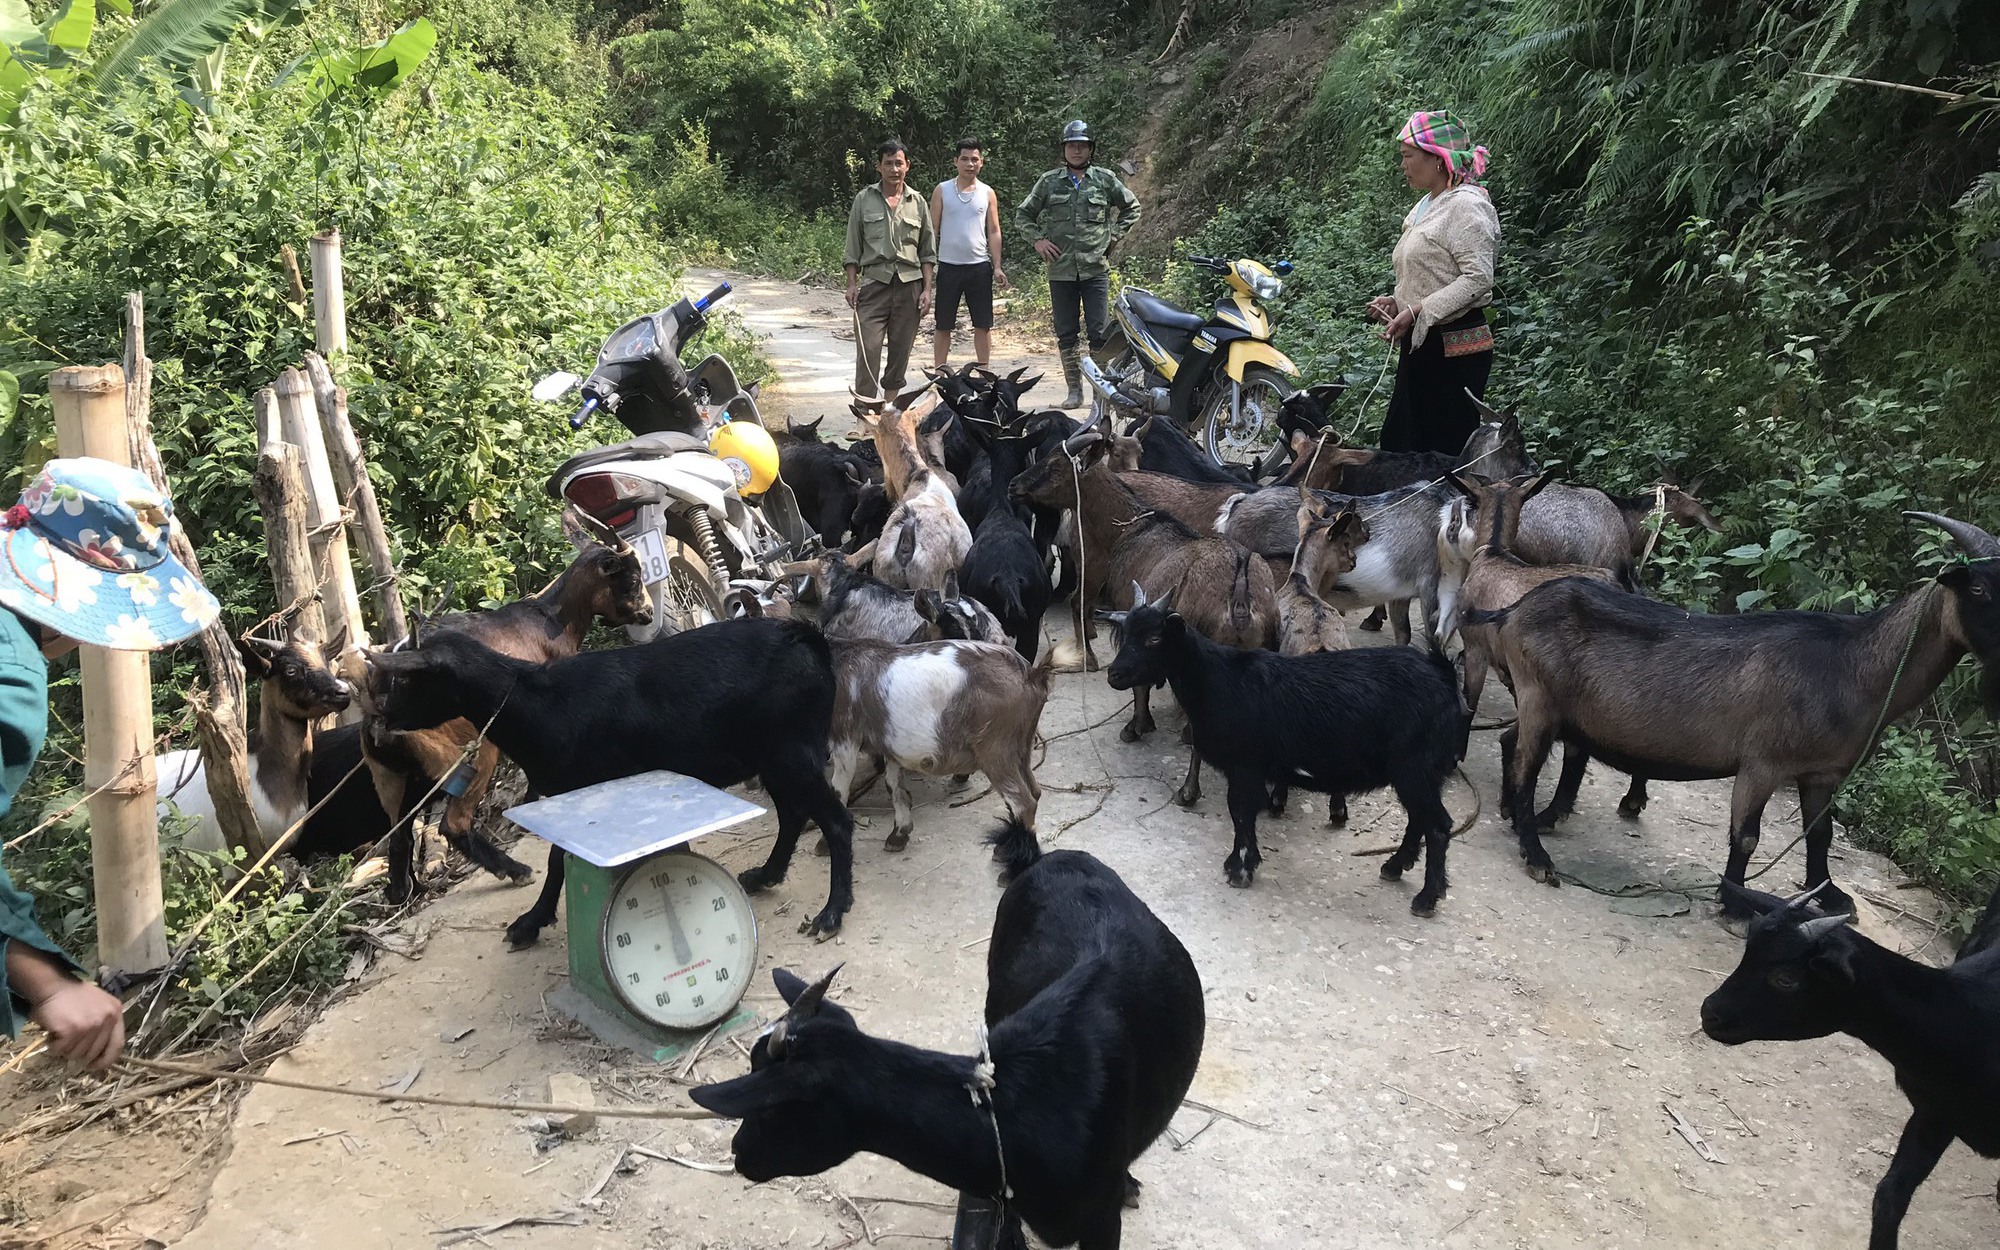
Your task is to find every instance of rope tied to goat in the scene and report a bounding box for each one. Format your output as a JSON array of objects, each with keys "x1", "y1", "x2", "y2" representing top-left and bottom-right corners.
[{"x1": 965, "y1": 1023, "x2": 1013, "y2": 1202}]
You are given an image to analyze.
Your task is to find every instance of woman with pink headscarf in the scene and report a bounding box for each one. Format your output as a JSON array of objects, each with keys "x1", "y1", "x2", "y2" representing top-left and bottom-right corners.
[{"x1": 1365, "y1": 111, "x2": 1499, "y2": 454}]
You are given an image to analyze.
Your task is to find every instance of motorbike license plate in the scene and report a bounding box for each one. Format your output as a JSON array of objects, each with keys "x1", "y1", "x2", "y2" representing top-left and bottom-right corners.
[{"x1": 631, "y1": 529, "x2": 671, "y2": 586}]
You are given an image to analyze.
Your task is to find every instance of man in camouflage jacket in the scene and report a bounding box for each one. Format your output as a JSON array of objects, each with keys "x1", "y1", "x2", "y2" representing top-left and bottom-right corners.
[{"x1": 1016, "y1": 120, "x2": 1142, "y2": 408}]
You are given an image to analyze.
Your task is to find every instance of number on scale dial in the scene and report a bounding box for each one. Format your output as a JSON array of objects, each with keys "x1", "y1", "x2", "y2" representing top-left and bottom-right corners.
[{"x1": 602, "y1": 850, "x2": 757, "y2": 1031}]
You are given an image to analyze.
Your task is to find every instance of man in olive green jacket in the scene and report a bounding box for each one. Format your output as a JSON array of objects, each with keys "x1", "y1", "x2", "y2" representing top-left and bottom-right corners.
[
  {"x1": 844, "y1": 138, "x2": 937, "y2": 399},
  {"x1": 1016, "y1": 119, "x2": 1142, "y2": 407}
]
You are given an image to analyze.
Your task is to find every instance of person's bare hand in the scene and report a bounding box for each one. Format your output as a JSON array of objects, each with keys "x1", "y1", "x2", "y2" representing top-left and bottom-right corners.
[
  {"x1": 845, "y1": 282, "x2": 859, "y2": 310},
  {"x1": 918, "y1": 286, "x2": 933, "y2": 317},
  {"x1": 1381, "y1": 305, "x2": 1418, "y2": 343},
  {"x1": 1032, "y1": 239, "x2": 1062, "y2": 263},
  {"x1": 1365, "y1": 295, "x2": 1398, "y2": 324},
  {"x1": 994, "y1": 267, "x2": 1010, "y2": 290},
  {"x1": 32, "y1": 980, "x2": 126, "y2": 1073}
]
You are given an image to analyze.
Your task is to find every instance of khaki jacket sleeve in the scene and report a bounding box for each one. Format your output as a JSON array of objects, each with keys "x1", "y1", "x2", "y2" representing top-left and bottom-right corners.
[
  {"x1": 843, "y1": 191, "x2": 867, "y2": 269},
  {"x1": 917, "y1": 195, "x2": 937, "y2": 267},
  {"x1": 1414, "y1": 193, "x2": 1498, "y2": 342}
]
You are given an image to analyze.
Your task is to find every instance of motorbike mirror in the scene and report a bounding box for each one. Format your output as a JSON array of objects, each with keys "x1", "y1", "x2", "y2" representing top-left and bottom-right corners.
[
  {"x1": 1273, "y1": 260, "x2": 1295, "y2": 277},
  {"x1": 532, "y1": 371, "x2": 582, "y2": 403}
]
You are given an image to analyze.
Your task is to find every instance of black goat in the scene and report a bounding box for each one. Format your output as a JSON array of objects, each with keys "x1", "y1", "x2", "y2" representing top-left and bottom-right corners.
[
  {"x1": 691, "y1": 826, "x2": 1205, "y2": 1250},
  {"x1": 1102, "y1": 587, "x2": 1464, "y2": 913},
  {"x1": 1702, "y1": 879, "x2": 2000, "y2": 1249},
  {"x1": 959, "y1": 419, "x2": 1054, "y2": 661},
  {"x1": 780, "y1": 430, "x2": 879, "y2": 549},
  {"x1": 1118, "y1": 413, "x2": 1252, "y2": 486},
  {"x1": 1463, "y1": 512, "x2": 2000, "y2": 916},
  {"x1": 361, "y1": 620, "x2": 857, "y2": 944}
]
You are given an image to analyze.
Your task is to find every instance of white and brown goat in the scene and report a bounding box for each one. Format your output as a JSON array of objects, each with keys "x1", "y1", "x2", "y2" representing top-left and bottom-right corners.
[
  {"x1": 158, "y1": 635, "x2": 353, "y2": 854},
  {"x1": 852, "y1": 389, "x2": 973, "y2": 592},
  {"x1": 827, "y1": 637, "x2": 1052, "y2": 852},
  {"x1": 1278, "y1": 497, "x2": 1369, "y2": 657}
]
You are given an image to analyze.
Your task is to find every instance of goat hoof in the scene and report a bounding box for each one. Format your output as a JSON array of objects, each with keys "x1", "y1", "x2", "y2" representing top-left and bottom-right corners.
[
  {"x1": 1524, "y1": 861, "x2": 1560, "y2": 886},
  {"x1": 1380, "y1": 856, "x2": 1410, "y2": 881},
  {"x1": 1534, "y1": 806, "x2": 1571, "y2": 828},
  {"x1": 1124, "y1": 1174, "x2": 1143, "y2": 1209},
  {"x1": 1266, "y1": 798, "x2": 1286, "y2": 817},
  {"x1": 812, "y1": 834, "x2": 831, "y2": 857},
  {"x1": 1328, "y1": 800, "x2": 1348, "y2": 827},
  {"x1": 384, "y1": 877, "x2": 413, "y2": 906},
  {"x1": 1359, "y1": 615, "x2": 1385, "y2": 633},
  {"x1": 1814, "y1": 882, "x2": 1856, "y2": 917},
  {"x1": 1410, "y1": 892, "x2": 1440, "y2": 918},
  {"x1": 1225, "y1": 864, "x2": 1255, "y2": 888},
  {"x1": 1084, "y1": 654, "x2": 1100, "y2": 673},
  {"x1": 503, "y1": 918, "x2": 545, "y2": 949},
  {"x1": 800, "y1": 908, "x2": 846, "y2": 939},
  {"x1": 500, "y1": 860, "x2": 534, "y2": 884},
  {"x1": 1617, "y1": 801, "x2": 1645, "y2": 819},
  {"x1": 1119, "y1": 722, "x2": 1142, "y2": 743},
  {"x1": 738, "y1": 866, "x2": 780, "y2": 894},
  {"x1": 883, "y1": 829, "x2": 910, "y2": 852},
  {"x1": 1174, "y1": 784, "x2": 1199, "y2": 808}
]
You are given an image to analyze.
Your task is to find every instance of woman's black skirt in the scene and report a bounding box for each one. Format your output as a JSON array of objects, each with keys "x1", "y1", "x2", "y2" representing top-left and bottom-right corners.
[{"x1": 1378, "y1": 306, "x2": 1493, "y2": 456}]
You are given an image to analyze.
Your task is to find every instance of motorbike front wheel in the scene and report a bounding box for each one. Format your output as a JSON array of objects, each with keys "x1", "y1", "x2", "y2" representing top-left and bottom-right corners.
[{"x1": 1200, "y1": 364, "x2": 1297, "y2": 475}]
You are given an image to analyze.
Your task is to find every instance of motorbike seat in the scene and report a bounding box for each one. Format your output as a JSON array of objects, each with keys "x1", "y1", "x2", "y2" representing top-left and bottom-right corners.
[
  {"x1": 1126, "y1": 290, "x2": 1206, "y2": 334},
  {"x1": 545, "y1": 430, "x2": 712, "y2": 498}
]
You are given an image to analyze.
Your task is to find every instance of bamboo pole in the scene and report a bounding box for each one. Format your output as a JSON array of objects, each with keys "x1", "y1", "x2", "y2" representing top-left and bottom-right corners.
[
  {"x1": 302, "y1": 352, "x2": 407, "y2": 643},
  {"x1": 48, "y1": 364, "x2": 168, "y2": 976},
  {"x1": 121, "y1": 295, "x2": 263, "y2": 859},
  {"x1": 253, "y1": 408, "x2": 324, "y2": 651},
  {"x1": 308, "y1": 230, "x2": 348, "y2": 356},
  {"x1": 272, "y1": 368, "x2": 367, "y2": 673}
]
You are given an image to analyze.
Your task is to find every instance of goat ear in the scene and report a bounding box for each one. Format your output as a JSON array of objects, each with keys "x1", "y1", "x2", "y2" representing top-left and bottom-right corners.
[
  {"x1": 914, "y1": 589, "x2": 942, "y2": 622},
  {"x1": 1519, "y1": 469, "x2": 1557, "y2": 501},
  {"x1": 1447, "y1": 473, "x2": 1482, "y2": 500},
  {"x1": 1014, "y1": 372, "x2": 1042, "y2": 396},
  {"x1": 1717, "y1": 876, "x2": 1790, "y2": 918},
  {"x1": 1289, "y1": 430, "x2": 1312, "y2": 457},
  {"x1": 689, "y1": 1070, "x2": 787, "y2": 1119}
]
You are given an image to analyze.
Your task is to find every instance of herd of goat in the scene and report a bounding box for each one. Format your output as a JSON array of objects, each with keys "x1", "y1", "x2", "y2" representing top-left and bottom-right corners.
[{"x1": 152, "y1": 363, "x2": 1997, "y2": 1249}]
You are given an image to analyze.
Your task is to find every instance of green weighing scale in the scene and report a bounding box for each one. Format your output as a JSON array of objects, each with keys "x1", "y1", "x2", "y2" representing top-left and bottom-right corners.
[{"x1": 505, "y1": 771, "x2": 765, "y2": 1061}]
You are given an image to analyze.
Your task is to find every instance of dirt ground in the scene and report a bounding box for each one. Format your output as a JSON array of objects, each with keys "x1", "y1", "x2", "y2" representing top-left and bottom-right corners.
[{"x1": 4, "y1": 270, "x2": 1996, "y2": 1250}]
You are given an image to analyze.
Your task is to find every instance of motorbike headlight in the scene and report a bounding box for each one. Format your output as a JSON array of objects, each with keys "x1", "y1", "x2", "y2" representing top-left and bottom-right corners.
[{"x1": 1249, "y1": 272, "x2": 1285, "y2": 301}]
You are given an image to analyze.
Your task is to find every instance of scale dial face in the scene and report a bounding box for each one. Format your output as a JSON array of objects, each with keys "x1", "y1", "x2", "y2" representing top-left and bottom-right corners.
[{"x1": 602, "y1": 850, "x2": 758, "y2": 1031}]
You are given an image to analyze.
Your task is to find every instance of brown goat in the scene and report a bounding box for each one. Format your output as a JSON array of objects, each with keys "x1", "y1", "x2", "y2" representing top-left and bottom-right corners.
[
  {"x1": 852, "y1": 386, "x2": 943, "y2": 503},
  {"x1": 1465, "y1": 511, "x2": 2000, "y2": 917},
  {"x1": 1278, "y1": 497, "x2": 1368, "y2": 657},
  {"x1": 1010, "y1": 431, "x2": 1277, "y2": 803},
  {"x1": 361, "y1": 529, "x2": 651, "y2": 903}
]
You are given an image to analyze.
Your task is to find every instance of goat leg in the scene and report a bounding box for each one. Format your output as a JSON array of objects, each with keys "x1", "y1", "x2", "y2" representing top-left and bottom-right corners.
[
  {"x1": 1869, "y1": 1110, "x2": 1953, "y2": 1250},
  {"x1": 1506, "y1": 703, "x2": 1560, "y2": 885},
  {"x1": 440, "y1": 741, "x2": 529, "y2": 884},
  {"x1": 884, "y1": 761, "x2": 912, "y2": 851},
  {"x1": 743, "y1": 766, "x2": 855, "y2": 938},
  {"x1": 1387, "y1": 599, "x2": 1413, "y2": 647},
  {"x1": 1359, "y1": 605, "x2": 1386, "y2": 632},
  {"x1": 1266, "y1": 780, "x2": 1286, "y2": 817},
  {"x1": 1617, "y1": 776, "x2": 1650, "y2": 819},
  {"x1": 1120, "y1": 686, "x2": 1156, "y2": 742},
  {"x1": 1497, "y1": 727, "x2": 1518, "y2": 821},
  {"x1": 1222, "y1": 771, "x2": 1265, "y2": 887},
  {"x1": 1717, "y1": 776, "x2": 1776, "y2": 921},
  {"x1": 1535, "y1": 740, "x2": 1589, "y2": 828},
  {"x1": 1176, "y1": 748, "x2": 1202, "y2": 807},
  {"x1": 505, "y1": 845, "x2": 566, "y2": 948},
  {"x1": 1327, "y1": 794, "x2": 1348, "y2": 827},
  {"x1": 1797, "y1": 774, "x2": 1854, "y2": 916}
]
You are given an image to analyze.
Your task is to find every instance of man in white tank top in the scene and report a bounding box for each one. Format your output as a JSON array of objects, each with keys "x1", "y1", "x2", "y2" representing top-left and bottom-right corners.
[{"x1": 929, "y1": 138, "x2": 1006, "y2": 369}]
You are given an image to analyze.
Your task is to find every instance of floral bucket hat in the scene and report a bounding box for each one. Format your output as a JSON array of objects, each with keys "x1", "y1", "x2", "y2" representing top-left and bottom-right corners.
[{"x1": 0, "y1": 458, "x2": 220, "y2": 651}]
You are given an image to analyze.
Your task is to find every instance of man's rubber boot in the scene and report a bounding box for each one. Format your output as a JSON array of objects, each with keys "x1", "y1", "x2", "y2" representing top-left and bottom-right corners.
[{"x1": 1060, "y1": 347, "x2": 1085, "y2": 409}]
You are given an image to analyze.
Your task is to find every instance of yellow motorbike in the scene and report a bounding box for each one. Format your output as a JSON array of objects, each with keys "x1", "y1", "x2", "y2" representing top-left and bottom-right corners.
[{"x1": 1086, "y1": 256, "x2": 1300, "y2": 473}]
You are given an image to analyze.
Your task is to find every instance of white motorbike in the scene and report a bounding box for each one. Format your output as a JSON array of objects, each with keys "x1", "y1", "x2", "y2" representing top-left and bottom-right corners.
[{"x1": 534, "y1": 281, "x2": 813, "y2": 639}]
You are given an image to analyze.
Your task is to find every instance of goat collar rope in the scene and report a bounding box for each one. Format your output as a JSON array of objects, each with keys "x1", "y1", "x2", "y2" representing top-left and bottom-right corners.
[
  {"x1": 1633, "y1": 483, "x2": 1668, "y2": 579},
  {"x1": 966, "y1": 1023, "x2": 1013, "y2": 1202}
]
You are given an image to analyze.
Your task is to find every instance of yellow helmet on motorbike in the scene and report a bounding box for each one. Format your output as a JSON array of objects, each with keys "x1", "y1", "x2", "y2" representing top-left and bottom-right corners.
[{"x1": 709, "y1": 419, "x2": 780, "y2": 495}]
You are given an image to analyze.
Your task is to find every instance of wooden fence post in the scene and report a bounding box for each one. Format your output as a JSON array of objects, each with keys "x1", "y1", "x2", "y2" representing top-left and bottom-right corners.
[
  {"x1": 48, "y1": 364, "x2": 169, "y2": 976},
  {"x1": 121, "y1": 296, "x2": 264, "y2": 859},
  {"x1": 254, "y1": 388, "x2": 325, "y2": 649},
  {"x1": 303, "y1": 352, "x2": 407, "y2": 643},
  {"x1": 272, "y1": 368, "x2": 367, "y2": 677},
  {"x1": 309, "y1": 230, "x2": 348, "y2": 357}
]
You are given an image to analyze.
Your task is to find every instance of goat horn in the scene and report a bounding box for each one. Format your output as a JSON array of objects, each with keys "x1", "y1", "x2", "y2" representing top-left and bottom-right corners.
[
  {"x1": 790, "y1": 963, "x2": 842, "y2": 1020},
  {"x1": 1131, "y1": 580, "x2": 1148, "y2": 609},
  {"x1": 1781, "y1": 879, "x2": 1831, "y2": 910},
  {"x1": 566, "y1": 505, "x2": 632, "y2": 556},
  {"x1": 1796, "y1": 913, "x2": 1854, "y2": 941},
  {"x1": 1904, "y1": 511, "x2": 2000, "y2": 560}
]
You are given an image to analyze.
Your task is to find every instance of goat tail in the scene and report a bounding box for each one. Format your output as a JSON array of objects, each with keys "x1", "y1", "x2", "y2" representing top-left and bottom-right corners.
[
  {"x1": 1028, "y1": 641, "x2": 1058, "y2": 691},
  {"x1": 1228, "y1": 549, "x2": 1255, "y2": 635},
  {"x1": 1458, "y1": 604, "x2": 1512, "y2": 630},
  {"x1": 985, "y1": 816, "x2": 1043, "y2": 882}
]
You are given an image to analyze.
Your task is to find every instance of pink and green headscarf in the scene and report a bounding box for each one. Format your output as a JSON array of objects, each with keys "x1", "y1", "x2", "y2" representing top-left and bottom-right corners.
[{"x1": 1399, "y1": 111, "x2": 1489, "y2": 185}]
